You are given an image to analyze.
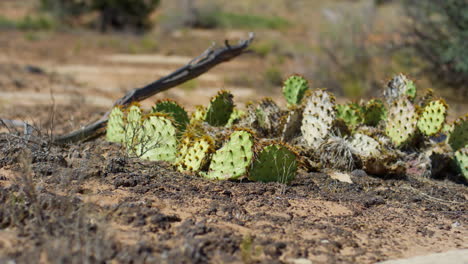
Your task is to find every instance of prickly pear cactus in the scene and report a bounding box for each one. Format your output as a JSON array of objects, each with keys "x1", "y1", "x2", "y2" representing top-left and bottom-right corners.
[
  {"x1": 281, "y1": 106, "x2": 303, "y2": 142},
  {"x1": 282, "y1": 75, "x2": 309, "y2": 106},
  {"x1": 205, "y1": 90, "x2": 234, "y2": 127},
  {"x1": 448, "y1": 115, "x2": 468, "y2": 152},
  {"x1": 106, "y1": 106, "x2": 125, "y2": 143},
  {"x1": 205, "y1": 130, "x2": 254, "y2": 180},
  {"x1": 336, "y1": 103, "x2": 364, "y2": 129},
  {"x1": 417, "y1": 99, "x2": 447, "y2": 136},
  {"x1": 385, "y1": 97, "x2": 418, "y2": 147},
  {"x1": 137, "y1": 115, "x2": 178, "y2": 162},
  {"x1": 152, "y1": 99, "x2": 189, "y2": 134},
  {"x1": 349, "y1": 133, "x2": 381, "y2": 158},
  {"x1": 454, "y1": 146, "x2": 468, "y2": 180},
  {"x1": 363, "y1": 99, "x2": 386, "y2": 126},
  {"x1": 177, "y1": 134, "x2": 214, "y2": 173},
  {"x1": 255, "y1": 98, "x2": 283, "y2": 136},
  {"x1": 384, "y1": 73, "x2": 416, "y2": 103},
  {"x1": 226, "y1": 108, "x2": 246, "y2": 128},
  {"x1": 248, "y1": 143, "x2": 297, "y2": 183},
  {"x1": 124, "y1": 104, "x2": 143, "y2": 154},
  {"x1": 301, "y1": 90, "x2": 336, "y2": 149},
  {"x1": 190, "y1": 105, "x2": 207, "y2": 124}
]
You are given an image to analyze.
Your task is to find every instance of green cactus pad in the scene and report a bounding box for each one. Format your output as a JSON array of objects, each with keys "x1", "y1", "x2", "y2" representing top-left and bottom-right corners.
[
  {"x1": 248, "y1": 144, "x2": 297, "y2": 183},
  {"x1": 177, "y1": 135, "x2": 214, "y2": 173},
  {"x1": 417, "y1": 99, "x2": 447, "y2": 136},
  {"x1": 137, "y1": 115, "x2": 178, "y2": 162},
  {"x1": 282, "y1": 75, "x2": 309, "y2": 106},
  {"x1": 350, "y1": 133, "x2": 381, "y2": 159},
  {"x1": 152, "y1": 99, "x2": 189, "y2": 134},
  {"x1": 190, "y1": 105, "x2": 207, "y2": 124},
  {"x1": 205, "y1": 90, "x2": 234, "y2": 126},
  {"x1": 226, "y1": 108, "x2": 246, "y2": 127},
  {"x1": 301, "y1": 90, "x2": 336, "y2": 148},
  {"x1": 106, "y1": 106, "x2": 125, "y2": 143},
  {"x1": 363, "y1": 99, "x2": 386, "y2": 126},
  {"x1": 336, "y1": 103, "x2": 364, "y2": 129},
  {"x1": 124, "y1": 104, "x2": 143, "y2": 154},
  {"x1": 448, "y1": 115, "x2": 468, "y2": 152},
  {"x1": 206, "y1": 130, "x2": 254, "y2": 180},
  {"x1": 384, "y1": 73, "x2": 417, "y2": 103},
  {"x1": 385, "y1": 97, "x2": 418, "y2": 147},
  {"x1": 454, "y1": 146, "x2": 468, "y2": 180}
]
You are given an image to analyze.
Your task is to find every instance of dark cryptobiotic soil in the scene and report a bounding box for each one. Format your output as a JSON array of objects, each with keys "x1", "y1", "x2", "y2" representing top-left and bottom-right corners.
[{"x1": 0, "y1": 128, "x2": 467, "y2": 264}]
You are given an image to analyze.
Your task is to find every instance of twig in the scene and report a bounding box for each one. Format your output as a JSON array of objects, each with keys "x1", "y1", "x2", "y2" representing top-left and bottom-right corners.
[{"x1": 51, "y1": 33, "x2": 255, "y2": 144}]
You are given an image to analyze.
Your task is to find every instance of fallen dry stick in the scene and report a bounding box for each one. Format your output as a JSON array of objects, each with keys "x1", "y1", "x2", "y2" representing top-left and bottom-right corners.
[{"x1": 1, "y1": 33, "x2": 254, "y2": 144}]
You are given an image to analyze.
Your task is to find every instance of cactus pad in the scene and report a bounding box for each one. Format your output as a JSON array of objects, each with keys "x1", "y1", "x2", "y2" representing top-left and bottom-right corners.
[
  {"x1": 206, "y1": 130, "x2": 254, "y2": 180},
  {"x1": 136, "y1": 115, "x2": 178, "y2": 162},
  {"x1": 417, "y1": 99, "x2": 447, "y2": 136},
  {"x1": 301, "y1": 90, "x2": 336, "y2": 148},
  {"x1": 363, "y1": 99, "x2": 386, "y2": 126},
  {"x1": 282, "y1": 75, "x2": 309, "y2": 106},
  {"x1": 454, "y1": 146, "x2": 468, "y2": 180},
  {"x1": 152, "y1": 99, "x2": 189, "y2": 134},
  {"x1": 124, "y1": 104, "x2": 143, "y2": 154},
  {"x1": 248, "y1": 144, "x2": 297, "y2": 183},
  {"x1": 190, "y1": 105, "x2": 207, "y2": 124},
  {"x1": 226, "y1": 108, "x2": 246, "y2": 127},
  {"x1": 177, "y1": 134, "x2": 214, "y2": 173},
  {"x1": 336, "y1": 103, "x2": 364, "y2": 129},
  {"x1": 448, "y1": 115, "x2": 468, "y2": 152},
  {"x1": 385, "y1": 97, "x2": 418, "y2": 147},
  {"x1": 205, "y1": 90, "x2": 234, "y2": 126},
  {"x1": 281, "y1": 107, "x2": 303, "y2": 142},
  {"x1": 350, "y1": 133, "x2": 381, "y2": 158},
  {"x1": 106, "y1": 106, "x2": 125, "y2": 143},
  {"x1": 384, "y1": 73, "x2": 416, "y2": 103}
]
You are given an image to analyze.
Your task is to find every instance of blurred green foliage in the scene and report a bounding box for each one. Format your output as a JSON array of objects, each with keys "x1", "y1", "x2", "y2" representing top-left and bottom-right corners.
[
  {"x1": 40, "y1": 0, "x2": 160, "y2": 31},
  {"x1": 404, "y1": 0, "x2": 468, "y2": 90},
  {"x1": 0, "y1": 15, "x2": 56, "y2": 31}
]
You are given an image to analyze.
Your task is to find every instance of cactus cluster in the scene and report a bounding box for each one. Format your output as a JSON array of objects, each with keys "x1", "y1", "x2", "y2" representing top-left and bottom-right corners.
[{"x1": 106, "y1": 74, "x2": 467, "y2": 183}]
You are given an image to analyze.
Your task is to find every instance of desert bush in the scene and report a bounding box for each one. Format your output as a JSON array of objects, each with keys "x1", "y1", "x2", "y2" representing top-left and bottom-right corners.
[
  {"x1": 0, "y1": 15, "x2": 56, "y2": 31},
  {"x1": 403, "y1": 0, "x2": 468, "y2": 92},
  {"x1": 161, "y1": 0, "x2": 289, "y2": 31},
  {"x1": 312, "y1": 1, "x2": 378, "y2": 98},
  {"x1": 40, "y1": 0, "x2": 160, "y2": 32}
]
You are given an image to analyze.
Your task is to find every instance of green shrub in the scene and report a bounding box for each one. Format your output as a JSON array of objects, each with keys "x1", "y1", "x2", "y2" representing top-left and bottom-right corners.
[
  {"x1": 0, "y1": 15, "x2": 56, "y2": 31},
  {"x1": 189, "y1": 3, "x2": 289, "y2": 30},
  {"x1": 40, "y1": 0, "x2": 160, "y2": 31},
  {"x1": 404, "y1": 0, "x2": 468, "y2": 91}
]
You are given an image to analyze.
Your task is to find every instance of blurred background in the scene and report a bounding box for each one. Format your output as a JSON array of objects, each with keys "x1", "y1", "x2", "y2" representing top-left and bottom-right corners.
[{"x1": 0, "y1": 0, "x2": 467, "y2": 126}]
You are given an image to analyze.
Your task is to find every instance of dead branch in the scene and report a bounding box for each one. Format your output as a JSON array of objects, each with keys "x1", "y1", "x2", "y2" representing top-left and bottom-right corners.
[{"x1": 43, "y1": 33, "x2": 254, "y2": 144}]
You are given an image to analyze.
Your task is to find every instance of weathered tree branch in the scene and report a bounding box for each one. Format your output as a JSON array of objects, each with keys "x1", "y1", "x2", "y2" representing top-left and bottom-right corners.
[{"x1": 48, "y1": 33, "x2": 254, "y2": 144}]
